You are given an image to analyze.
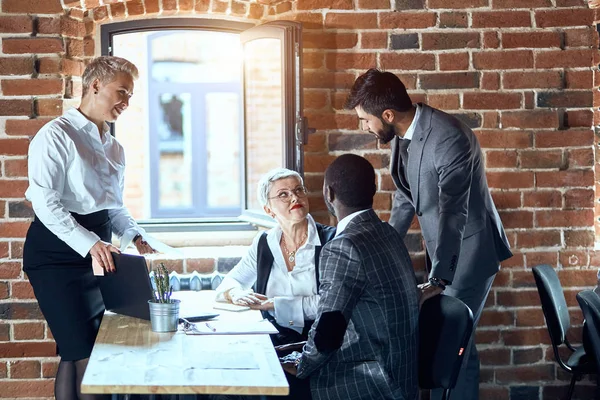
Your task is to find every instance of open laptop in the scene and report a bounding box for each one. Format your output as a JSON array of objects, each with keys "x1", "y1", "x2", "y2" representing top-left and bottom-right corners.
[
  {"x1": 98, "y1": 253, "x2": 155, "y2": 320},
  {"x1": 98, "y1": 253, "x2": 218, "y2": 321}
]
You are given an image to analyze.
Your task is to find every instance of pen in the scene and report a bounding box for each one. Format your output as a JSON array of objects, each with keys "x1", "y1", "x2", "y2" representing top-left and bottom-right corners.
[{"x1": 205, "y1": 322, "x2": 216, "y2": 332}]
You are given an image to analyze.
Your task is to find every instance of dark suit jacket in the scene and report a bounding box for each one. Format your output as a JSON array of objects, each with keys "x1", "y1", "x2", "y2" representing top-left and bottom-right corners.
[
  {"x1": 389, "y1": 103, "x2": 513, "y2": 289},
  {"x1": 297, "y1": 209, "x2": 419, "y2": 400}
]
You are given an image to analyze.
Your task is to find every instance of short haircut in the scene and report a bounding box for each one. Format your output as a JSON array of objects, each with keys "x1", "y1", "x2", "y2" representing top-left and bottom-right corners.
[
  {"x1": 325, "y1": 154, "x2": 376, "y2": 209},
  {"x1": 81, "y1": 56, "x2": 139, "y2": 97},
  {"x1": 257, "y1": 168, "x2": 304, "y2": 207},
  {"x1": 344, "y1": 68, "x2": 413, "y2": 117}
]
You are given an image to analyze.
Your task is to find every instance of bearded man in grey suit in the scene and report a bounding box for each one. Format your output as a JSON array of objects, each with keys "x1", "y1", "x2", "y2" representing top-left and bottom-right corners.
[
  {"x1": 280, "y1": 154, "x2": 419, "y2": 400},
  {"x1": 345, "y1": 69, "x2": 513, "y2": 400}
]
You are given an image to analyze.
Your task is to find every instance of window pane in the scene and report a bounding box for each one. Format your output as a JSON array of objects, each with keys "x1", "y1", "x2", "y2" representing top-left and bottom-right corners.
[
  {"x1": 158, "y1": 93, "x2": 193, "y2": 209},
  {"x1": 151, "y1": 32, "x2": 241, "y2": 83},
  {"x1": 112, "y1": 29, "x2": 243, "y2": 219},
  {"x1": 113, "y1": 32, "x2": 150, "y2": 220},
  {"x1": 243, "y1": 38, "x2": 283, "y2": 211},
  {"x1": 206, "y1": 93, "x2": 241, "y2": 209}
]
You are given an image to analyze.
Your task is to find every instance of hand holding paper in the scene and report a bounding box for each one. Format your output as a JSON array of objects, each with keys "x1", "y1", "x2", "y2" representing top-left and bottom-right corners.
[{"x1": 92, "y1": 257, "x2": 105, "y2": 276}]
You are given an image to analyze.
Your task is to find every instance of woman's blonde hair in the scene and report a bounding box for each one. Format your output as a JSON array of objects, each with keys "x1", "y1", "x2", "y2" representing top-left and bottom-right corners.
[{"x1": 81, "y1": 56, "x2": 139, "y2": 97}]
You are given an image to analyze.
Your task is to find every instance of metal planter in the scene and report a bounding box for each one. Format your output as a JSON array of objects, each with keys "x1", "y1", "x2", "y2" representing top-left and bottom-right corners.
[{"x1": 148, "y1": 299, "x2": 180, "y2": 332}]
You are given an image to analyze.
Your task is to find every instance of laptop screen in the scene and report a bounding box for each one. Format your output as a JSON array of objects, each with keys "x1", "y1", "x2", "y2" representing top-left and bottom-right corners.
[{"x1": 98, "y1": 253, "x2": 154, "y2": 320}]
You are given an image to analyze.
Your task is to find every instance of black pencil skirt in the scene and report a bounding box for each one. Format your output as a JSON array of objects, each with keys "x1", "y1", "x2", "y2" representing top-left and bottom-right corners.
[{"x1": 23, "y1": 210, "x2": 111, "y2": 361}]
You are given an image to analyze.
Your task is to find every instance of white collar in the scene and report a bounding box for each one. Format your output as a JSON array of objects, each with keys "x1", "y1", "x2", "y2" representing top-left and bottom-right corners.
[
  {"x1": 65, "y1": 108, "x2": 111, "y2": 142},
  {"x1": 402, "y1": 103, "x2": 421, "y2": 141},
  {"x1": 335, "y1": 209, "x2": 370, "y2": 237},
  {"x1": 269, "y1": 214, "x2": 321, "y2": 246}
]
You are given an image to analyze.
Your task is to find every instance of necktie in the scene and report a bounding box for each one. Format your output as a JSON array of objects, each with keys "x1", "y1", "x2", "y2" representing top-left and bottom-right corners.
[{"x1": 398, "y1": 138, "x2": 411, "y2": 187}]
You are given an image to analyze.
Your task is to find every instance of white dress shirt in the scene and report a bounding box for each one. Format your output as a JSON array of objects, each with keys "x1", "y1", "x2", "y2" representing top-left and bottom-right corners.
[
  {"x1": 215, "y1": 215, "x2": 322, "y2": 333},
  {"x1": 403, "y1": 103, "x2": 421, "y2": 141},
  {"x1": 335, "y1": 209, "x2": 370, "y2": 237},
  {"x1": 25, "y1": 108, "x2": 145, "y2": 258}
]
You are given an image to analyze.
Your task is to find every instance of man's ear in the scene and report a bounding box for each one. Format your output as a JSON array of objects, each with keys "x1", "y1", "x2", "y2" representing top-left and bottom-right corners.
[
  {"x1": 381, "y1": 109, "x2": 395, "y2": 124},
  {"x1": 326, "y1": 185, "x2": 335, "y2": 203}
]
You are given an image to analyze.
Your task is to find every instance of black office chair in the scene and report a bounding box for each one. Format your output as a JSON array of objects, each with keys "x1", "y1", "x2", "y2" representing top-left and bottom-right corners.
[
  {"x1": 419, "y1": 294, "x2": 474, "y2": 400},
  {"x1": 532, "y1": 265, "x2": 595, "y2": 400},
  {"x1": 576, "y1": 291, "x2": 600, "y2": 371}
]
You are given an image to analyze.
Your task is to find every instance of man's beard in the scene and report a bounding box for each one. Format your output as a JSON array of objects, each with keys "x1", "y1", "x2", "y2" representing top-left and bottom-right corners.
[{"x1": 377, "y1": 120, "x2": 396, "y2": 144}]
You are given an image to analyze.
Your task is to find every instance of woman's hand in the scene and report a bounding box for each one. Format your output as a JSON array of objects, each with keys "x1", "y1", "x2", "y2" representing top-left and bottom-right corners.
[
  {"x1": 134, "y1": 236, "x2": 157, "y2": 255},
  {"x1": 248, "y1": 295, "x2": 274, "y2": 311},
  {"x1": 228, "y1": 289, "x2": 266, "y2": 306},
  {"x1": 225, "y1": 287, "x2": 257, "y2": 305},
  {"x1": 90, "y1": 240, "x2": 120, "y2": 274}
]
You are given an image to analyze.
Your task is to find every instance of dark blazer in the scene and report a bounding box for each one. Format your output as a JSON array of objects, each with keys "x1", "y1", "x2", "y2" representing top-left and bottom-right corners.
[
  {"x1": 389, "y1": 104, "x2": 512, "y2": 289},
  {"x1": 297, "y1": 209, "x2": 419, "y2": 400}
]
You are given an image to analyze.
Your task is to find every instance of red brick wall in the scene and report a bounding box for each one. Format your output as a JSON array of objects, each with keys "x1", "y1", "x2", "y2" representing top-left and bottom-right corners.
[
  {"x1": 287, "y1": 2, "x2": 599, "y2": 398},
  {"x1": 0, "y1": 0, "x2": 598, "y2": 399}
]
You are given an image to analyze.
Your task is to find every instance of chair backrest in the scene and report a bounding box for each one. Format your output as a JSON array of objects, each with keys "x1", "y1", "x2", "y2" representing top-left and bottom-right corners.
[
  {"x1": 419, "y1": 294, "x2": 474, "y2": 390},
  {"x1": 532, "y1": 265, "x2": 570, "y2": 345},
  {"x1": 576, "y1": 290, "x2": 600, "y2": 372}
]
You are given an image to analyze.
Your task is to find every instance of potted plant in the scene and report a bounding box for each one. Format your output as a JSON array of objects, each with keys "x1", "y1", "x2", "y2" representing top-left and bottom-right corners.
[{"x1": 148, "y1": 263, "x2": 180, "y2": 332}]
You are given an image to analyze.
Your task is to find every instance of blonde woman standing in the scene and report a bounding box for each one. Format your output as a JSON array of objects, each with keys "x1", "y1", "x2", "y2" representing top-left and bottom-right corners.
[{"x1": 23, "y1": 56, "x2": 156, "y2": 400}]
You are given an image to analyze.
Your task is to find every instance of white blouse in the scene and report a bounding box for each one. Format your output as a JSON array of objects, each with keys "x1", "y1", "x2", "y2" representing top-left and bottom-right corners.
[
  {"x1": 25, "y1": 108, "x2": 145, "y2": 258},
  {"x1": 215, "y1": 215, "x2": 322, "y2": 333}
]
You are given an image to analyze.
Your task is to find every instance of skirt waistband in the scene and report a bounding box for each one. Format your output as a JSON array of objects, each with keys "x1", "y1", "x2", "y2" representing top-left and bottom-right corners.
[{"x1": 33, "y1": 210, "x2": 109, "y2": 231}]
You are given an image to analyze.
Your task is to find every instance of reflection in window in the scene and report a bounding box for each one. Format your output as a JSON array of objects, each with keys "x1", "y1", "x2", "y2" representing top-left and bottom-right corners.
[
  {"x1": 158, "y1": 93, "x2": 192, "y2": 208},
  {"x1": 159, "y1": 94, "x2": 185, "y2": 140}
]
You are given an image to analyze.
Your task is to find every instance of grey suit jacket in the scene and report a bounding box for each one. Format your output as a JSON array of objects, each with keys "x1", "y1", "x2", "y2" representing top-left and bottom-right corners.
[
  {"x1": 389, "y1": 103, "x2": 512, "y2": 289},
  {"x1": 297, "y1": 209, "x2": 419, "y2": 400}
]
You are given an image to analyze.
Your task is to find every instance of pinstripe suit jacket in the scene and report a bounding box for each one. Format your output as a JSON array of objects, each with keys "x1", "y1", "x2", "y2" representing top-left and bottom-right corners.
[{"x1": 296, "y1": 209, "x2": 419, "y2": 400}]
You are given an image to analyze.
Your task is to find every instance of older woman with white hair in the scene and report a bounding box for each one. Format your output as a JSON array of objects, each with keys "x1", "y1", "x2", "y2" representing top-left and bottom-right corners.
[
  {"x1": 215, "y1": 168, "x2": 335, "y2": 399},
  {"x1": 23, "y1": 56, "x2": 156, "y2": 400},
  {"x1": 217, "y1": 168, "x2": 335, "y2": 339}
]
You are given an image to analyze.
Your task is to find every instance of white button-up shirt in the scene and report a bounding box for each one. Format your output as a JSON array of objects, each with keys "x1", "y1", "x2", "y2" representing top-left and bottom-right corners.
[
  {"x1": 403, "y1": 103, "x2": 421, "y2": 141},
  {"x1": 215, "y1": 215, "x2": 322, "y2": 333},
  {"x1": 334, "y1": 209, "x2": 370, "y2": 237},
  {"x1": 25, "y1": 108, "x2": 144, "y2": 257}
]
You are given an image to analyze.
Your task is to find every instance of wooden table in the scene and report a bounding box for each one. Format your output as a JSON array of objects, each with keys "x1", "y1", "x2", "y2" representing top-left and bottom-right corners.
[{"x1": 81, "y1": 291, "x2": 289, "y2": 396}]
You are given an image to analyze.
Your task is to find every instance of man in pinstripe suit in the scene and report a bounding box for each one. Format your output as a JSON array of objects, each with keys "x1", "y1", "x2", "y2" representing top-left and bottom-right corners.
[{"x1": 281, "y1": 154, "x2": 420, "y2": 400}]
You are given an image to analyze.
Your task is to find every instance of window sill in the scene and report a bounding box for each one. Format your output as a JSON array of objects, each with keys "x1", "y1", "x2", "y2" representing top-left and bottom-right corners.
[
  {"x1": 145, "y1": 228, "x2": 258, "y2": 248},
  {"x1": 135, "y1": 220, "x2": 261, "y2": 248},
  {"x1": 117, "y1": 222, "x2": 264, "y2": 274},
  {"x1": 124, "y1": 245, "x2": 248, "y2": 275}
]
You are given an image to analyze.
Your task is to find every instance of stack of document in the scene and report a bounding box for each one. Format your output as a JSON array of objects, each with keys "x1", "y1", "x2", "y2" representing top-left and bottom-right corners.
[{"x1": 184, "y1": 319, "x2": 278, "y2": 335}]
